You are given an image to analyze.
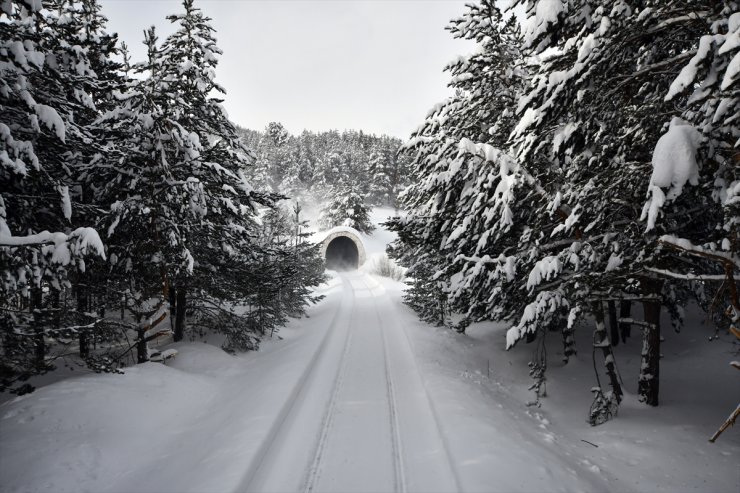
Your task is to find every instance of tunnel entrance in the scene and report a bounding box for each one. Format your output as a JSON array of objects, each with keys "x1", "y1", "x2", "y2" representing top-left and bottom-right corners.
[{"x1": 325, "y1": 236, "x2": 359, "y2": 271}]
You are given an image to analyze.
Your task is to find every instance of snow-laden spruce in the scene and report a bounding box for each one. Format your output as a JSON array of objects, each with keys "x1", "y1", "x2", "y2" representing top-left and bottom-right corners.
[{"x1": 391, "y1": 0, "x2": 739, "y2": 416}]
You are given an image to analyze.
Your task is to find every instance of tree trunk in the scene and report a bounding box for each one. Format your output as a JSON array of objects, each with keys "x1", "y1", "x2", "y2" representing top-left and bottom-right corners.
[
  {"x1": 169, "y1": 287, "x2": 177, "y2": 333},
  {"x1": 561, "y1": 322, "x2": 576, "y2": 363},
  {"x1": 136, "y1": 327, "x2": 148, "y2": 364},
  {"x1": 51, "y1": 288, "x2": 61, "y2": 332},
  {"x1": 593, "y1": 301, "x2": 623, "y2": 403},
  {"x1": 607, "y1": 300, "x2": 619, "y2": 347},
  {"x1": 30, "y1": 288, "x2": 44, "y2": 366},
  {"x1": 619, "y1": 300, "x2": 631, "y2": 342},
  {"x1": 174, "y1": 287, "x2": 186, "y2": 342},
  {"x1": 78, "y1": 286, "x2": 89, "y2": 359},
  {"x1": 639, "y1": 279, "x2": 662, "y2": 406}
]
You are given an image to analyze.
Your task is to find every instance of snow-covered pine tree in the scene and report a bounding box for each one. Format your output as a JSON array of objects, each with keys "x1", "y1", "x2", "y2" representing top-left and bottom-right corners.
[
  {"x1": 509, "y1": 0, "x2": 737, "y2": 407},
  {"x1": 1, "y1": 0, "x2": 106, "y2": 393},
  {"x1": 62, "y1": 0, "x2": 127, "y2": 361},
  {"x1": 318, "y1": 188, "x2": 375, "y2": 234},
  {"x1": 368, "y1": 144, "x2": 392, "y2": 206},
  {"x1": 655, "y1": 2, "x2": 740, "y2": 326},
  {"x1": 367, "y1": 137, "x2": 409, "y2": 207},
  {"x1": 88, "y1": 1, "x2": 323, "y2": 358},
  {"x1": 85, "y1": 0, "x2": 276, "y2": 361},
  {"x1": 87, "y1": 26, "x2": 191, "y2": 364},
  {"x1": 387, "y1": 1, "x2": 535, "y2": 332},
  {"x1": 156, "y1": 0, "x2": 287, "y2": 344}
]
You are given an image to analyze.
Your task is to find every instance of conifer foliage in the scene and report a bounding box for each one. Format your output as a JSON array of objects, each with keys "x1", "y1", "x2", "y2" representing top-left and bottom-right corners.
[
  {"x1": 318, "y1": 189, "x2": 375, "y2": 234},
  {"x1": 0, "y1": 0, "x2": 325, "y2": 394},
  {"x1": 239, "y1": 126, "x2": 411, "y2": 208},
  {"x1": 390, "y1": 0, "x2": 739, "y2": 418}
]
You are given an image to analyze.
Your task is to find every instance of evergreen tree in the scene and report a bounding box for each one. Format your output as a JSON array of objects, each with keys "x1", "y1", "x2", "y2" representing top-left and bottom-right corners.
[
  {"x1": 319, "y1": 189, "x2": 375, "y2": 234},
  {"x1": 391, "y1": 0, "x2": 739, "y2": 414},
  {"x1": 0, "y1": 0, "x2": 108, "y2": 393},
  {"x1": 509, "y1": 0, "x2": 738, "y2": 407},
  {"x1": 388, "y1": 1, "x2": 532, "y2": 332},
  {"x1": 239, "y1": 126, "x2": 409, "y2": 208}
]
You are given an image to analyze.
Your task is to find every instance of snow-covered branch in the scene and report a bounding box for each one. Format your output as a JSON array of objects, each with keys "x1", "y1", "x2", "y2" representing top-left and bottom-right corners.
[
  {"x1": 0, "y1": 227, "x2": 106, "y2": 262},
  {"x1": 658, "y1": 235, "x2": 740, "y2": 270},
  {"x1": 646, "y1": 267, "x2": 727, "y2": 281}
]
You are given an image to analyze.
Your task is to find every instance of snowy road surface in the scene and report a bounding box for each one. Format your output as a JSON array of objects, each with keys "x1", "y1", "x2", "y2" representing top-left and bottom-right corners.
[{"x1": 240, "y1": 272, "x2": 460, "y2": 493}]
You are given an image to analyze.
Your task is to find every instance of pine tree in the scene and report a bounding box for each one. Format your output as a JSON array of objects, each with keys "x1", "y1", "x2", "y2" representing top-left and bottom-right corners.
[
  {"x1": 1, "y1": 0, "x2": 106, "y2": 393},
  {"x1": 509, "y1": 0, "x2": 738, "y2": 407},
  {"x1": 388, "y1": 1, "x2": 533, "y2": 332},
  {"x1": 657, "y1": 3, "x2": 740, "y2": 323},
  {"x1": 318, "y1": 188, "x2": 375, "y2": 234}
]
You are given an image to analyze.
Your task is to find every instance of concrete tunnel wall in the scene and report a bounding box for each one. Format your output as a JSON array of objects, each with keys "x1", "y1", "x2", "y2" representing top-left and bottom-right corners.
[{"x1": 319, "y1": 227, "x2": 366, "y2": 270}]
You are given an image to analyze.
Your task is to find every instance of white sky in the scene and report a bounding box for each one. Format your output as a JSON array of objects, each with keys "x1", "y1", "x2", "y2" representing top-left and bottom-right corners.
[{"x1": 99, "y1": 0, "x2": 475, "y2": 139}]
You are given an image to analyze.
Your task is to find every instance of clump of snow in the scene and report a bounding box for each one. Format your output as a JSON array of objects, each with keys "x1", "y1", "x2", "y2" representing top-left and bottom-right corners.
[
  {"x1": 720, "y1": 13, "x2": 740, "y2": 90},
  {"x1": 552, "y1": 123, "x2": 578, "y2": 153},
  {"x1": 577, "y1": 33, "x2": 598, "y2": 62},
  {"x1": 719, "y1": 13, "x2": 740, "y2": 55},
  {"x1": 58, "y1": 185, "x2": 71, "y2": 220},
  {"x1": 523, "y1": 0, "x2": 567, "y2": 48},
  {"x1": 527, "y1": 255, "x2": 562, "y2": 291},
  {"x1": 605, "y1": 253, "x2": 622, "y2": 271},
  {"x1": 721, "y1": 51, "x2": 740, "y2": 91},
  {"x1": 641, "y1": 118, "x2": 703, "y2": 231},
  {"x1": 666, "y1": 35, "x2": 716, "y2": 100},
  {"x1": 513, "y1": 107, "x2": 541, "y2": 137},
  {"x1": 34, "y1": 104, "x2": 65, "y2": 142}
]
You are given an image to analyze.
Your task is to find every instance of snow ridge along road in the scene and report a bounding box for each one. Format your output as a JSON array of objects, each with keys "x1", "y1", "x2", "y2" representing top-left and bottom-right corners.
[{"x1": 238, "y1": 272, "x2": 458, "y2": 493}]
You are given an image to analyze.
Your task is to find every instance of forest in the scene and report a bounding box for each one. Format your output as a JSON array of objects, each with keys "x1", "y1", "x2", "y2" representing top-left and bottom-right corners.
[
  {"x1": 0, "y1": 0, "x2": 415, "y2": 396},
  {"x1": 1, "y1": 0, "x2": 738, "y2": 432},
  {"x1": 0, "y1": 0, "x2": 336, "y2": 394},
  {"x1": 387, "y1": 0, "x2": 739, "y2": 424},
  {"x1": 1, "y1": 0, "x2": 738, "y2": 491}
]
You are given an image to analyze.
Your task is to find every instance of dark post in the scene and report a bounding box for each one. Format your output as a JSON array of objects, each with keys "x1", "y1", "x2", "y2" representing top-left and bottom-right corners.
[
  {"x1": 174, "y1": 287, "x2": 186, "y2": 342},
  {"x1": 638, "y1": 279, "x2": 663, "y2": 406}
]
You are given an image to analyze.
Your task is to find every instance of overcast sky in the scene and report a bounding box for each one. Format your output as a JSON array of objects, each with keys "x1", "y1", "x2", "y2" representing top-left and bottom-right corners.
[{"x1": 98, "y1": 0, "x2": 475, "y2": 139}]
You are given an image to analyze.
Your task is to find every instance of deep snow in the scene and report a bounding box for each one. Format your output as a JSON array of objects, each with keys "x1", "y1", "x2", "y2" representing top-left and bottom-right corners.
[{"x1": 1, "y1": 208, "x2": 738, "y2": 493}]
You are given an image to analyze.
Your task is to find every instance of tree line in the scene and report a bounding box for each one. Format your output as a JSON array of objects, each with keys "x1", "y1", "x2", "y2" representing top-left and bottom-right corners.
[
  {"x1": 388, "y1": 0, "x2": 738, "y2": 423},
  {"x1": 0, "y1": 0, "x2": 325, "y2": 394},
  {"x1": 239, "y1": 124, "x2": 412, "y2": 210}
]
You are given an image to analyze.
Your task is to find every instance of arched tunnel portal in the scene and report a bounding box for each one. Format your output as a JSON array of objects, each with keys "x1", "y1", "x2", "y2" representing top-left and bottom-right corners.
[
  {"x1": 319, "y1": 228, "x2": 366, "y2": 271},
  {"x1": 325, "y1": 237, "x2": 358, "y2": 271}
]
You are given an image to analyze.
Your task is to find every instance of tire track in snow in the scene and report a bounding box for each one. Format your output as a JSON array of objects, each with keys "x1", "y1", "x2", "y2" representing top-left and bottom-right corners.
[
  {"x1": 382, "y1": 283, "x2": 464, "y2": 492},
  {"x1": 238, "y1": 274, "x2": 354, "y2": 492},
  {"x1": 303, "y1": 274, "x2": 358, "y2": 493},
  {"x1": 368, "y1": 276, "x2": 407, "y2": 493}
]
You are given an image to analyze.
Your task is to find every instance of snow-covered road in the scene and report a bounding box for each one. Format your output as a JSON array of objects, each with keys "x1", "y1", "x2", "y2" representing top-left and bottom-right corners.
[{"x1": 241, "y1": 272, "x2": 459, "y2": 493}]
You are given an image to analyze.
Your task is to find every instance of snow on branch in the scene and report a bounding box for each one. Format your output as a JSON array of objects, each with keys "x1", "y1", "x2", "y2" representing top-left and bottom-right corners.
[
  {"x1": 641, "y1": 118, "x2": 703, "y2": 231},
  {"x1": 526, "y1": 255, "x2": 562, "y2": 291},
  {"x1": 457, "y1": 137, "x2": 549, "y2": 199},
  {"x1": 0, "y1": 224, "x2": 106, "y2": 264},
  {"x1": 666, "y1": 35, "x2": 718, "y2": 100},
  {"x1": 455, "y1": 253, "x2": 517, "y2": 282},
  {"x1": 506, "y1": 290, "x2": 568, "y2": 350},
  {"x1": 646, "y1": 267, "x2": 727, "y2": 281},
  {"x1": 658, "y1": 235, "x2": 740, "y2": 269}
]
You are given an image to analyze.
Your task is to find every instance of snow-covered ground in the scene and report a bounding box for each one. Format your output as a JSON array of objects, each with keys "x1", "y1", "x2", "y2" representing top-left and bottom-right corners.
[{"x1": 1, "y1": 208, "x2": 738, "y2": 493}]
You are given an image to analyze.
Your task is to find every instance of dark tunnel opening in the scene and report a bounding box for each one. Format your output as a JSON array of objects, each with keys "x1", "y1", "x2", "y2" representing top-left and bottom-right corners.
[{"x1": 325, "y1": 236, "x2": 359, "y2": 271}]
